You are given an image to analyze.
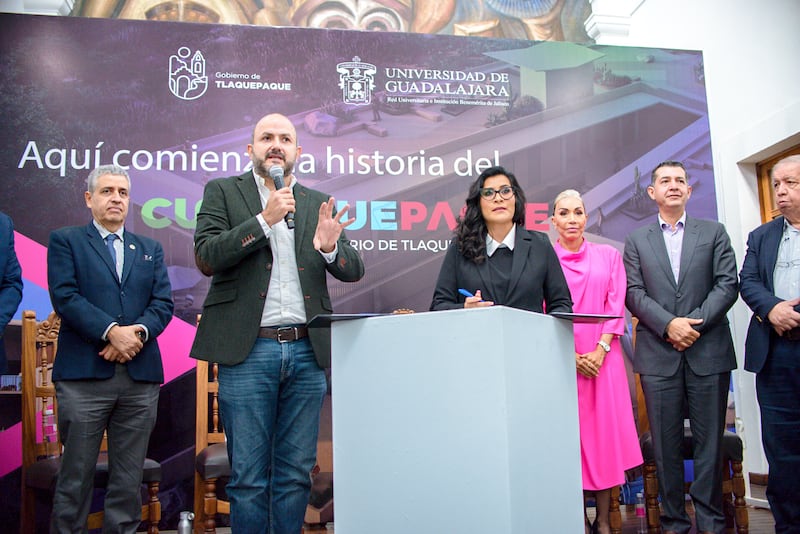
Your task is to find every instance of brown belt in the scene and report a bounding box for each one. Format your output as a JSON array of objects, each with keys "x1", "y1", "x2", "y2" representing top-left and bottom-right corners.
[{"x1": 257, "y1": 325, "x2": 308, "y2": 343}]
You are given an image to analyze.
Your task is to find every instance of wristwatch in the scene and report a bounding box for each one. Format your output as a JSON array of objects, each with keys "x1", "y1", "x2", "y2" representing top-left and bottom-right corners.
[{"x1": 597, "y1": 340, "x2": 611, "y2": 353}]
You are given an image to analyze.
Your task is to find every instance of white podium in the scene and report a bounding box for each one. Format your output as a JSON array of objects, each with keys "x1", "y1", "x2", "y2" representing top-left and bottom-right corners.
[{"x1": 327, "y1": 306, "x2": 584, "y2": 534}]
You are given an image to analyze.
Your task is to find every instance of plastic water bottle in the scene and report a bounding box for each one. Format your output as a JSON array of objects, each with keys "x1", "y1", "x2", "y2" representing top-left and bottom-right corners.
[
  {"x1": 635, "y1": 492, "x2": 646, "y2": 533},
  {"x1": 177, "y1": 511, "x2": 194, "y2": 534}
]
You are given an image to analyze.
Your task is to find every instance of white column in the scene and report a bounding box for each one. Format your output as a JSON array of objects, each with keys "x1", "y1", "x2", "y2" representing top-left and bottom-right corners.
[
  {"x1": 584, "y1": 0, "x2": 646, "y2": 45},
  {"x1": 2, "y1": 0, "x2": 73, "y2": 15}
]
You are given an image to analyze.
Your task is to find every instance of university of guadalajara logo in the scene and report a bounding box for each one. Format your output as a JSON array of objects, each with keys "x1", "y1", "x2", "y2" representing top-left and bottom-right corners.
[
  {"x1": 169, "y1": 46, "x2": 208, "y2": 100},
  {"x1": 336, "y1": 56, "x2": 376, "y2": 106}
]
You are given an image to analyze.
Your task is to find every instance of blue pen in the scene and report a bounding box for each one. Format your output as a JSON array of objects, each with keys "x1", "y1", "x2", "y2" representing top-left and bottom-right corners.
[{"x1": 459, "y1": 288, "x2": 485, "y2": 303}]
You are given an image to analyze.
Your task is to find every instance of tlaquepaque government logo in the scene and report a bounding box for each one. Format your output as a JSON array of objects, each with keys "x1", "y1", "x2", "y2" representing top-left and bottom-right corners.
[{"x1": 169, "y1": 46, "x2": 208, "y2": 100}]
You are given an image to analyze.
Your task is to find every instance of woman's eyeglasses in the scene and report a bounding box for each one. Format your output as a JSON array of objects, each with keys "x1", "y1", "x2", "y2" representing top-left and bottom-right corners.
[{"x1": 479, "y1": 185, "x2": 515, "y2": 200}]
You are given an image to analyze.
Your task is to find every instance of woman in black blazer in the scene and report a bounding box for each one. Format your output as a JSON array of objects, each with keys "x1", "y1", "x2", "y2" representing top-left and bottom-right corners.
[{"x1": 430, "y1": 166, "x2": 572, "y2": 314}]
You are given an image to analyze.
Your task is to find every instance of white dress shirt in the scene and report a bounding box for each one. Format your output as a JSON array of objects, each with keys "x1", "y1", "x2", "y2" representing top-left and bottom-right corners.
[{"x1": 252, "y1": 171, "x2": 336, "y2": 327}]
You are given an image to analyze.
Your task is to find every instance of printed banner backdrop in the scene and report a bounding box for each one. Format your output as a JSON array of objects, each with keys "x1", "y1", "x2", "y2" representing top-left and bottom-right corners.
[{"x1": 0, "y1": 12, "x2": 715, "y2": 525}]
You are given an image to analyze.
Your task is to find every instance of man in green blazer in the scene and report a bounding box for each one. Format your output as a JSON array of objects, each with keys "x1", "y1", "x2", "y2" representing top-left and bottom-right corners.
[{"x1": 191, "y1": 113, "x2": 364, "y2": 534}]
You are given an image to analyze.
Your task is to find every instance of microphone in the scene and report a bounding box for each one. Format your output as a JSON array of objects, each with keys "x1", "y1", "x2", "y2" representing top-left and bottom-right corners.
[{"x1": 268, "y1": 164, "x2": 294, "y2": 229}]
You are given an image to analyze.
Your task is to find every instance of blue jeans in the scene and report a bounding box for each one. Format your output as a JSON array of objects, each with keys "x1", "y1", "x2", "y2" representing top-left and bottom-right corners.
[{"x1": 218, "y1": 337, "x2": 326, "y2": 534}]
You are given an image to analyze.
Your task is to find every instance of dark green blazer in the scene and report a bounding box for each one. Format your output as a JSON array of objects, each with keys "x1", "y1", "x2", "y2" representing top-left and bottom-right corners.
[{"x1": 190, "y1": 172, "x2": 364, "y2": 368}]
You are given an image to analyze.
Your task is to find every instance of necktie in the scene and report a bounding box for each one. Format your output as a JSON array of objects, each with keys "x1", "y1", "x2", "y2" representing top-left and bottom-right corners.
[{"x1": 105, "y1": 234, "x2": 119, "y2": 277}]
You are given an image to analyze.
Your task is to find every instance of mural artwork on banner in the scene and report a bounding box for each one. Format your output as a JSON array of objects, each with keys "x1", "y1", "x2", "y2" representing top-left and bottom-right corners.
[
  {"x1": 71, "y1": 0, "x2": 594, "y2": 42},
  {"x1": 0, "y1": 12, "x2": 715, "y2": 526}
]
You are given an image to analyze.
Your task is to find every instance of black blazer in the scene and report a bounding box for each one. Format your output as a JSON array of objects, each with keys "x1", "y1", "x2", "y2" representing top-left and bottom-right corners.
[{"x1": 430, "y1": 227, "x2": 572, "y2": 314}]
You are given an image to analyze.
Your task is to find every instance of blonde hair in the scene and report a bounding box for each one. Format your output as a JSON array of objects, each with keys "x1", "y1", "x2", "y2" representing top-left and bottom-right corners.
[{"x1": 552, "y1": 189, "x2": 585, "y2": 215}]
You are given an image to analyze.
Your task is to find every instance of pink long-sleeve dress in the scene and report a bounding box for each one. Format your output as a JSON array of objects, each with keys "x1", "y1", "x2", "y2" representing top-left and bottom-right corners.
[{"x1": 555, "y1": 240, "x2": 643, "y2": 491}]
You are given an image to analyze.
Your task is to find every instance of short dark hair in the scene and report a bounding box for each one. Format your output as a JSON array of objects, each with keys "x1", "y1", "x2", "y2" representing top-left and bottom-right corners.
[{"x1": 650, "y1": 160, "x2": 688, "y2": 185}]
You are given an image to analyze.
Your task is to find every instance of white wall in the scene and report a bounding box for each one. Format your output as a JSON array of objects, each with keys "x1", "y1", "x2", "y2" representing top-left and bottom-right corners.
[{"x1": 590, "y1": 0, "x2": 800, "y2": 504}]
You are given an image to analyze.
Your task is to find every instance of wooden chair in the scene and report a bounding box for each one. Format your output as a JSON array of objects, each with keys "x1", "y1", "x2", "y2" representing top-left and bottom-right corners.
[
  {"x1": 20, "y1": 310, "x2": 161, "y2": 533},
  {"x1": 193, "y1": 315, "x2": 334, "y2": 533},
  {"x1": 608, "y1": 486, "x2": 622, "y2": 534},
  {"x1": 632, "y1": 319, "x2": 748, "y2": 533},
  {"x1": 639, "y1": 428, "x2": 748, "y2": 533},
  {"x1": 193, "y1": 355, "x2": 230, "y2": 533}
]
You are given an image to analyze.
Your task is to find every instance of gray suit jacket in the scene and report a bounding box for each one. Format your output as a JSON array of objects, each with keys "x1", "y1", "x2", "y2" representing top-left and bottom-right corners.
[
  {"x1": 190, "y1": 172, "x2": 364, "y2": 368},
  {"x1": 623, "y1": 217, "x2": 738, "y2": 376}
]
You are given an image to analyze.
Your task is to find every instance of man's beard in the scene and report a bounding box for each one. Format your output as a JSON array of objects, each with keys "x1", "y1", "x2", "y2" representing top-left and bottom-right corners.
[{"x1": 253, "y1": 153, "x2": 293, "y2": 179}]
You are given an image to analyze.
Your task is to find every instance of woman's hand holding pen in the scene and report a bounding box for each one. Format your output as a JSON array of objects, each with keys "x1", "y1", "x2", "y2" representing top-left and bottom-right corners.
[{"x1": 459, "y1": 289, "x2": 494, "y2": 309}]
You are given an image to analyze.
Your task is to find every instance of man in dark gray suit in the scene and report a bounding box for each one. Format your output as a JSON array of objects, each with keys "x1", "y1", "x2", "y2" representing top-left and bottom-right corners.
[
  {"x1": 624, "y1": 160, "x2": 738, "y2": 534},
  {"x1": 191, "y1": 113, "x2": 364, "y2": 534}
]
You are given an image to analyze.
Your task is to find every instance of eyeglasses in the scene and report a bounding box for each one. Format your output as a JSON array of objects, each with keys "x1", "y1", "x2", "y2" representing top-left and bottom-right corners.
[{"x1": 479, "y1": 185, "x2": 515, "y2": 200}]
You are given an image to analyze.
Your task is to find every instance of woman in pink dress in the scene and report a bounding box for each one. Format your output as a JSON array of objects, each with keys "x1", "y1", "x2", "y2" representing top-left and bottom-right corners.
[{"x1": 551, "y1": 189, "x2": 643, "y2": 534}]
